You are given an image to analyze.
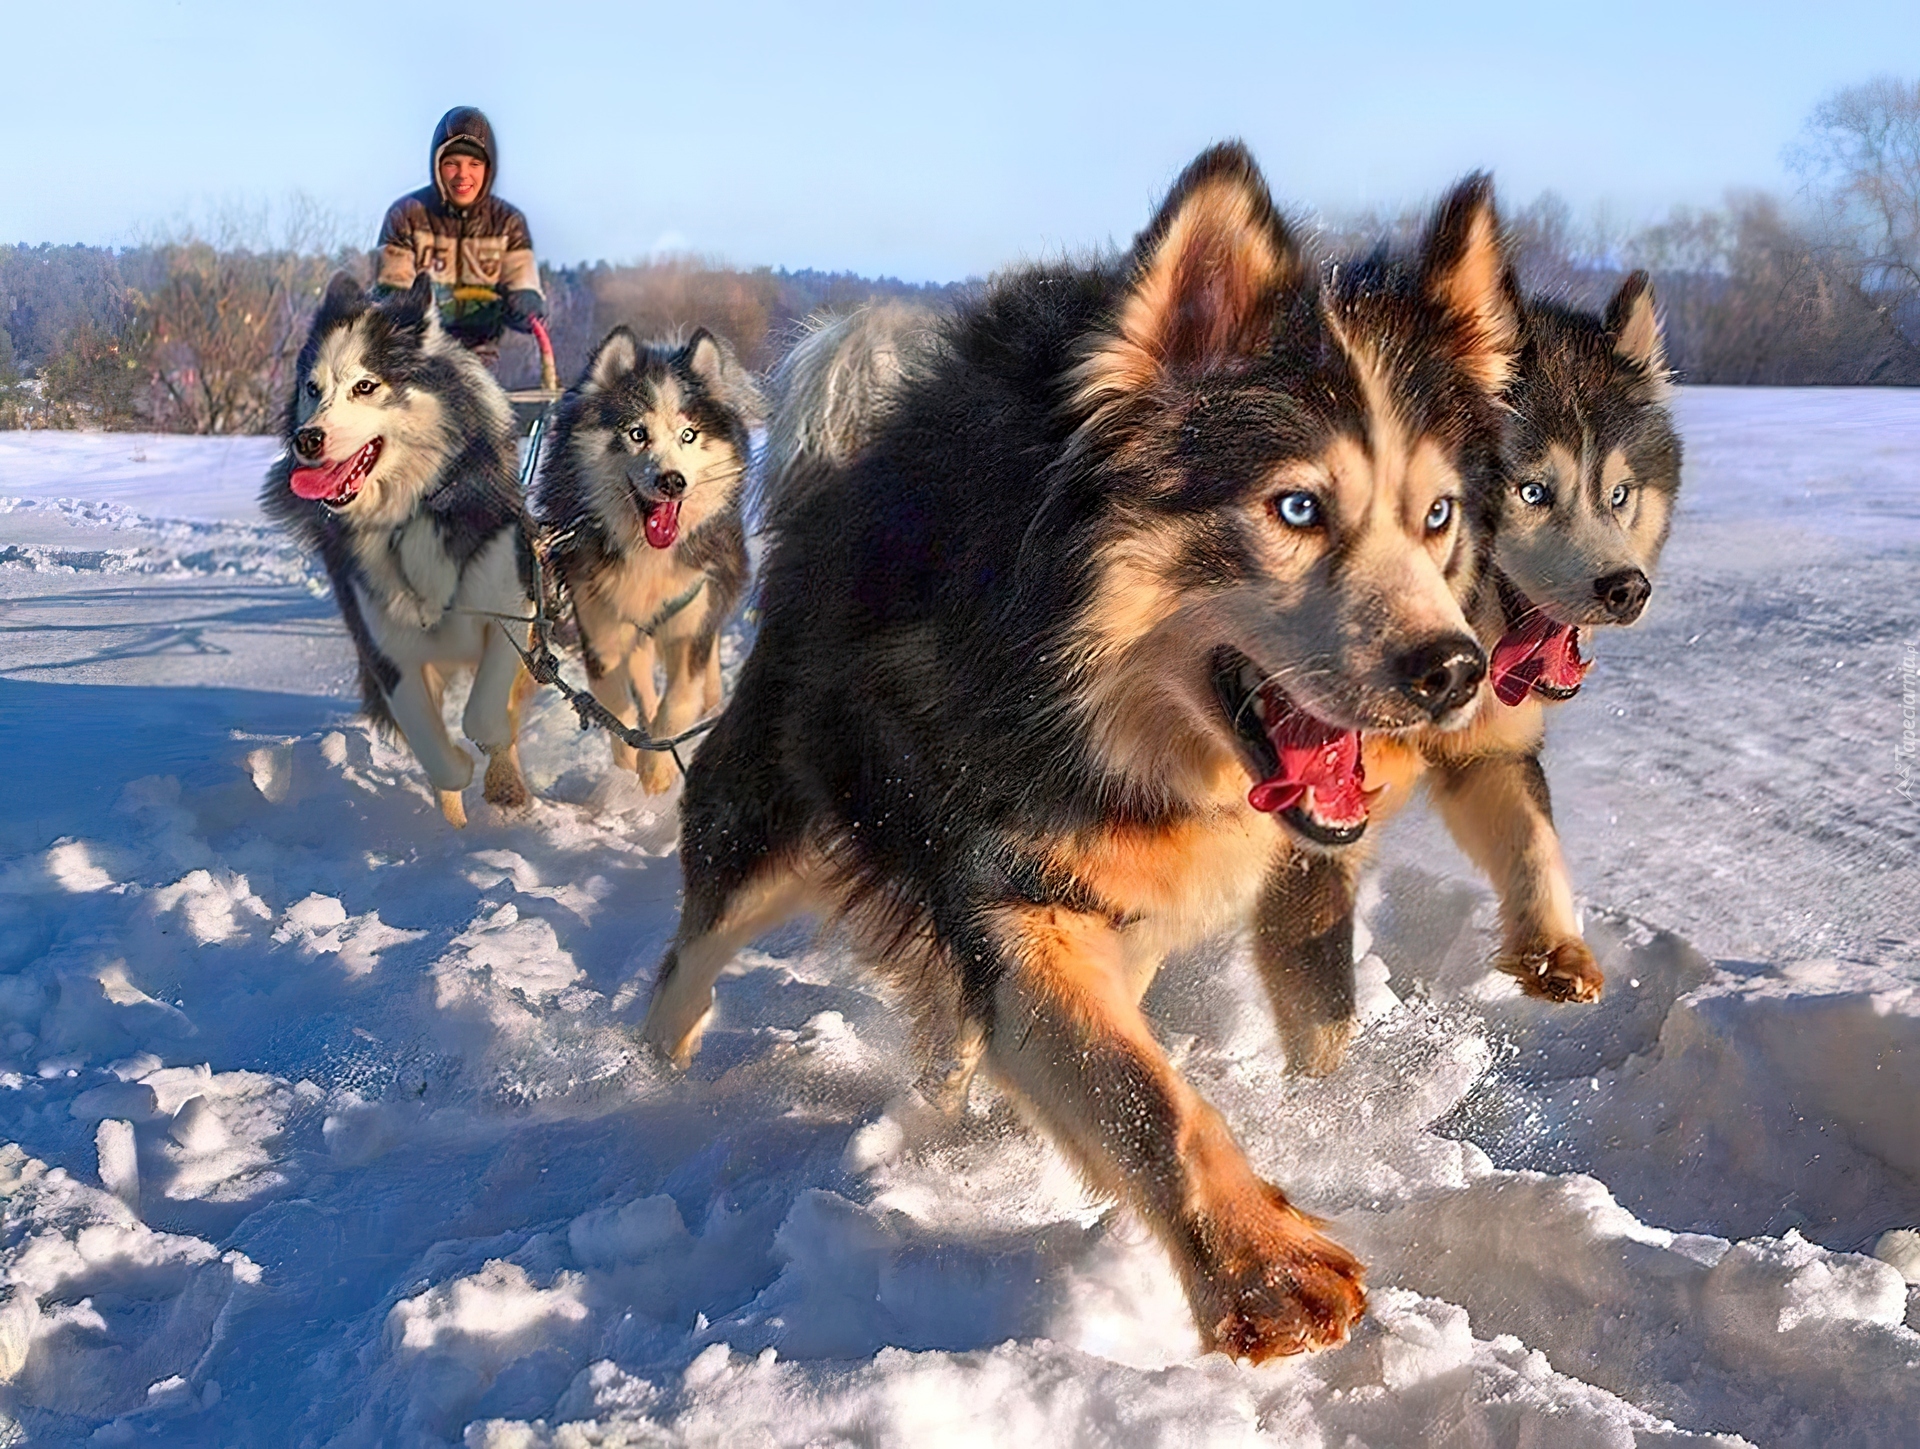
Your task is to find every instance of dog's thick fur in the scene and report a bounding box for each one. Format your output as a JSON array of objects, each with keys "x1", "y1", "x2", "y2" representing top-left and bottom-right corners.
[
  {"x1": 261, "y1": 273, "x2": 534, "y2": 827},
  {"x1": 641, "y1": 144, "x2": 1525, "y2": 1359},
  {"x1": 1263, "y1": 274, "x2": 1683, "y2": 1074},
  {"x1": 760, "y1": 302, "x2": 949, "y2": 535},
  {"x1": 534, "y1": 327, "x2": 760, "y2": 791}
]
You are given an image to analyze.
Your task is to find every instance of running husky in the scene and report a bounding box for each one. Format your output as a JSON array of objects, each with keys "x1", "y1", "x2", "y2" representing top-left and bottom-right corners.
[
  {"x1": 1261, "y1": 274, "x2": 1682, "y2": 1074},
  {"x1": 262, "y1": 273, "x2": 534, "y2": 828},
  {"x1": 534, "y1": 327, "x2": 759, "y2": 792},
  {"x1": 642, "y1": 145, "x2": 1523, "y2": 1359}
]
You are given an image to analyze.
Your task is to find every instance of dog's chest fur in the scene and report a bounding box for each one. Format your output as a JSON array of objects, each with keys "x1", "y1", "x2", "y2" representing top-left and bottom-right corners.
[
  {"x1": 1052, "y1": 783, "x2": 1285, "y2": 960},
  {"x1": 349, "y1": 512, "x2": 523, "y2": 665},
  {"x1": 577, "y1": 544, "x2": 712, "y2": 639}
]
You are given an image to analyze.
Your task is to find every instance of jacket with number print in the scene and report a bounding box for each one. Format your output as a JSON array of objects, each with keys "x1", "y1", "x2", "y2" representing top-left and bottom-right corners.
[{"x1": 374, "y1": 107, "x2": 542, "y2": 349}]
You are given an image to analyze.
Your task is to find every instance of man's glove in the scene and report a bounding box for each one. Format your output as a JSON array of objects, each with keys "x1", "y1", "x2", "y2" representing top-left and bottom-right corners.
[{"x1": 504, "y1": 289, "x2": 546, "y2": 333}]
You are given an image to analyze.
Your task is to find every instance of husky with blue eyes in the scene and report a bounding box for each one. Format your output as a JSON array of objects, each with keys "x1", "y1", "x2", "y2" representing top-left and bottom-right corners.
[
  {"x1": 534, "y1": 327, "x2": 762, "y2": 791},
  {"x1": 640, "y1": 145, "x2": 1526, "y2": 1360},
  {"x1": 1261, "y1": 274, "x2": 1682, "y2": 1071}
]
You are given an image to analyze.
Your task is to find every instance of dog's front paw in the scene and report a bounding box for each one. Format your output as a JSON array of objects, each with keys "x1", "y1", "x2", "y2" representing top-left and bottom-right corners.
[
  {"x1": 637, "y1": 751, "x2": 678, "y2": 795},
  {"x1": 1498, "y1": 937, "x2": 1603, "y2": 1003},
  {"x1": 1190, "y1": 1188, "x2": 1367, "y2": 1361}
]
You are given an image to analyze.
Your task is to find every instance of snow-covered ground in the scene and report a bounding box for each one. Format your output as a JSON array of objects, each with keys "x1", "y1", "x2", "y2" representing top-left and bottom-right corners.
[{"x1": 0, "y1": 387, "x2": 1915, "y2": 1447}]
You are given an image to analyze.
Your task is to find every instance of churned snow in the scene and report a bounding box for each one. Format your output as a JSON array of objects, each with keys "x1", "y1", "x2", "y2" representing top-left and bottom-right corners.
[{"x1": 0, "y1": 387, "x2": 1915, "y2": 1446}]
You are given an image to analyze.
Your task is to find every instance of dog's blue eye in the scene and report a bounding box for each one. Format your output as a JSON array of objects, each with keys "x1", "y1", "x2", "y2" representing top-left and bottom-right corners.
[
  {"x1": 628, "y1": 426, "x2": 649, "y2": 446},
  {"x1": 305, "y1": 380, "x2": 320, "y2": 400},
  {"x1": 1274, "y1": 491, "x2": 1321, "y2": 529},
  {"x1": 1610, "y1": 483, "x2": 1631, "y2": 509},
  {"x1": 1518, "y1": 481, "x2": 1551, "y2": 507},
  {"x1": 680, "y1": 427, "x2": 698, "y2": 445},
  {"x1": 1425, "y1": 497, "x2": 1455, "y2": 532}
]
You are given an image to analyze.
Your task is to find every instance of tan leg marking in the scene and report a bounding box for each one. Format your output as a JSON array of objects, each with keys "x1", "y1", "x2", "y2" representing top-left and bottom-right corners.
[
  {"x1": 640, "y1": 864, "x2": 815, "y2": 1067},
  {"x1": 986, "y1": 904, "x2": 1365, "y2": 1359},
  {"x1": 640, "y1": 636, "x2": 699, "y2": 795},
  {"x1": 1430, "y1": 752, "x2": 1601, "y2": 1003}
]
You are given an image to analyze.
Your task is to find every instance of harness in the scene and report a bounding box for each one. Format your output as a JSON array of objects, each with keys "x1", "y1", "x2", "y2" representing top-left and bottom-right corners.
[
  {"x1": 458, "y1": 405, "x2": 725, "y2": 775},
  {"x1": 636, "y1": 576, "x2": 708, "y2": 638}
]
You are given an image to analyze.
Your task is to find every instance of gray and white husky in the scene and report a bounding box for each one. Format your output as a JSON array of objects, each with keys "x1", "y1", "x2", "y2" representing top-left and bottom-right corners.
[
  {"x1": 262, "y1": 273, "x2": 535, "y2": 827},
  {"x1": 534, "y1": 327, "x2": 760, "y2": 793}
]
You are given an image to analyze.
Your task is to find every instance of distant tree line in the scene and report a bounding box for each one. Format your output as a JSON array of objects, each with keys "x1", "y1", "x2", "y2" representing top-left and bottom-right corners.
[
  {"x1": 6, "y1": 77, "x2": 1920, "y2": 432},
  {"x1": 0, "y1": 237, "x2": 965, "y2": 431}
]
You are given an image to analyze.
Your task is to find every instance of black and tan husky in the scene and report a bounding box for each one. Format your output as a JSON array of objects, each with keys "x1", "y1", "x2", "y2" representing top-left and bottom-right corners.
[
  {"x1": 640, "y1": 144, "x2": 1523, "y2": 1359},
  {"x1": 1259, "y1": 276, "x2": 1682, "y2": 1074},
  {"x1": 534, "y1": 327, "x2": 760, "y2": 792}
]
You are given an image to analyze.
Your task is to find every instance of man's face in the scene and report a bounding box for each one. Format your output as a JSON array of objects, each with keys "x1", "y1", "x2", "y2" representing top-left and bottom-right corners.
[{"x1": 439, "y1": 153, "x2": 486, "y2": 207}]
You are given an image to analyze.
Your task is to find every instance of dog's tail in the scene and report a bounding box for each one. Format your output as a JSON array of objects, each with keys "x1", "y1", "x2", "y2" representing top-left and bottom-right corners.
[{"x1": 759, "y1": 302, "x2": 947, "y2": 533}]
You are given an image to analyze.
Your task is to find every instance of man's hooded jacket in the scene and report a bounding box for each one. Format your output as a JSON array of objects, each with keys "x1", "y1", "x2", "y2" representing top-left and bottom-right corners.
[{"x1": 375, "y1": 107, "x2": 542, "y2": 348}]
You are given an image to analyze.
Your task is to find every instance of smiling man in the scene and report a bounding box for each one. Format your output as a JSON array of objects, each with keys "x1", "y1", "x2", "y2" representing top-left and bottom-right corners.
[{"x1": 373, "y1": 106, "x2": 545, "y2": 362}]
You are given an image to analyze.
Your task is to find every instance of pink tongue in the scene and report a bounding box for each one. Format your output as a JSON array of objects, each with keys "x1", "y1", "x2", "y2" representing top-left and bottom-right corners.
[
  {"x1": 644, "y1": 499, "x2": 680, "y2": 550},
  {"x1": 1247, "y1": 700, "x2": 1366, "y2": 821},
  {"x1": 289, "y1": 459, "x2": 354, "y2": 500},
  {"x1": 1490, "y1": 616, "x2": 1589, "y2": 706}
]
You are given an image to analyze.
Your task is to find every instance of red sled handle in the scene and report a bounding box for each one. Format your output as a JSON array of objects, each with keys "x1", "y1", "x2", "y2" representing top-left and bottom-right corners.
[{"x1": 530, "y1": 315, "x2": 558, "y2": 393}]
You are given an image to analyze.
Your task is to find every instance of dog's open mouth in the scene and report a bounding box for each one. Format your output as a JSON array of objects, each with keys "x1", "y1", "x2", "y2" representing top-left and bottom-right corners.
[
  {"x1": 1212, "y1": 651, "x2": 1370, "y2": 846},
  {"x1": 289, "y1": 438, "x2": 383, "y2": 508},
  {"x1": 1489, "y1": 604, "x2": 1590, "y2": 706},
  {"x1": 643, "y1": 498, "x2": 680, "y2": 550}
]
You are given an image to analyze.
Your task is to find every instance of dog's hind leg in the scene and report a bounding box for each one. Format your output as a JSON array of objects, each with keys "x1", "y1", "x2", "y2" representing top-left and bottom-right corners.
[
  {"x1": 1431, "y1": 750, "x2": 1600, "y2": 1002},
  {"x1": 639, "y1": 699, "x2": 815, "y2": 1063},
  {"x1": 640, "y1": 860, "x2": 813, "y2": 1067},
  {"x1": 983, "y1": 903, "x2": 1366, "y2": 1360},
  {"x1": 1253, "y1": 849, "x2": 1364, "y2": 1077},
  {"x1": 387, "y1": 665, "x2": 475, "y2": 822},
  {"x1": 700, "y1": 635, "x2": 723, "y2": 714}
]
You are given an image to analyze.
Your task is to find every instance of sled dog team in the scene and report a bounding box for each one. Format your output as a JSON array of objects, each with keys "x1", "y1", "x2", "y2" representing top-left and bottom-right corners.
[{"x1": 267, "y1": 144, "x2": 1681, "y2": 1362}]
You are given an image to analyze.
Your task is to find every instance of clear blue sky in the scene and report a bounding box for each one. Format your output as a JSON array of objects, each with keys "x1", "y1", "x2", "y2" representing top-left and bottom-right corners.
[{"x1": 8, "y1": 0, "x2": 1914, "y2": 280}]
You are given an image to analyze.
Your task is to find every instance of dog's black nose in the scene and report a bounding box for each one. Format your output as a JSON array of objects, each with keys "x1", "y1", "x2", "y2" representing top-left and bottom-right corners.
[
  {"x1": 294, "y1": 426, "x2": 326, "y2": 461},
  {"x1": 1393, "y1": 636, "x2": 1487, "y2": 720},
  {"x1": 657, "y1": 470, "x2": 687, "y2": 499},
  {"x1": 1594, "y1": 568, "x2": 1651, "y2": 623}
]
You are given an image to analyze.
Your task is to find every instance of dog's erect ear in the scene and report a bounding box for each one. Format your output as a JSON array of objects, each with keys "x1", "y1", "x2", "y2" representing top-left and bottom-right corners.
[
  {"x1": 381, "y1": 272, "x2": 438, "y2": 339},
  {"x1": 1420, "y1": 173, "x2": 1521, "y2": 393},
  {"x1": 584, "y1": 327, "x2": 639, "y2": 393},
  {"x1": 318, "y1": 271, "x2": 365, "y2": 322},
  {"x1": 681, "y1": 327, "x2": 766, "y2": 423},
  {"x1": 1075, "y1": 142, "x2": 1300, "y2": 415},
  {"x1": 1606, "y1": 270, "x2": 1666, "y2": 374},
  {"x1": 683, "y1": 328, "x2": 726, "y2": 386}
]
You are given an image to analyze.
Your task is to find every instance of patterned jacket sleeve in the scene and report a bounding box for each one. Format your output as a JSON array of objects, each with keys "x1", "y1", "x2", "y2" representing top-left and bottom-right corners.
[
  {"x1": 500, "y1": 203, "x2": 542, "y2": 298},
  {"x1": 374, "y1": 198, "x2": 419, "y2": 293}
]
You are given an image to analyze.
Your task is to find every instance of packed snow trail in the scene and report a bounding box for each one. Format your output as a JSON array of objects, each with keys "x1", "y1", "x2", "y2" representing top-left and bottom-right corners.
[{"x1": 0, "y1": 390, "x2": 1915, "y2": 1446}]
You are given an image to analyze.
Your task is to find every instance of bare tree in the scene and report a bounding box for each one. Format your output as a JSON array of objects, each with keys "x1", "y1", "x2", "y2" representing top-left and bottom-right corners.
[
  {"x1": 1790, "y1": 76, "x2": 1920, "y2": 300},
  {"x1": 127, "y1": 195, "x2": 364, "y2": 433}
]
